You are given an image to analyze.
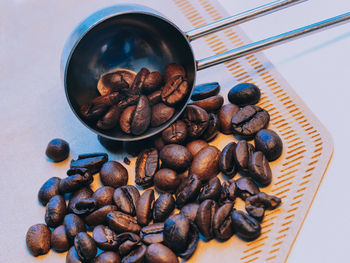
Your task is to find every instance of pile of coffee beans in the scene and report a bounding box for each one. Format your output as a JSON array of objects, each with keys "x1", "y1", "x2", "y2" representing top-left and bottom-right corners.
[
  {"x1": 80, "y1": 64, "x2": 190, "y2": 135},
  {"x1": 27, "y1": 81, "x2": 283, "y2": 262}
]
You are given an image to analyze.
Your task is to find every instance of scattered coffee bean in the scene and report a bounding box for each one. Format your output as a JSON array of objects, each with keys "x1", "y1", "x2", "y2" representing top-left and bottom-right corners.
[
  {"x1": 59, "y1": 168, "x2": 93, "y2": 194},
  {"x1": 94, "y1": 251, "x2": 121, "y2": 263},
  {"x1": 118, "y1": 232, "x2": 141, "y2": 257},
  {"x1": 66, "y1": 246, "x2": 83, "y2": 263},
  {"x1": 154, "y1": 169, "x2": 180, "y2": 193},
  {"x1": 234, "y1": 140, "x2": 255, "y2": 173},
  {"x1": 182, "y1": 105, "x2": 209, "y2": 138},
  {"x1": 151, "y1": 103, "x2": 175, "y2": 127},
  {"x1": 219, "y1": 142, "x2": 238, "y2": 178},
  {"x1": 180, "y1": 203, "x2": 199, "y2": 222},
  {"x1": 38, "y1": 177, "x2": 61, "y2": 206},
  {"x1": 245, "y1": 192, "x2": 281, "y2": 221},
  {"x1": 195, "y1": 199, "x2": 218, "y2": 240},
  {"x1": 136, "y1": 189, "x2": 155, "y2": 226},
  {"x1": 113, "y1": 185, "x2": 140, "y2": 216},
  {"x1": 26, "y1": 224, "x2": 51, "y2": 257},
  {"x1": 93, "y1": 225, "x2": 119, "y2": 250},
  {"x1": 164, "y1": 63, "x2": 186, "y2": 83},
  {"x1": 70, "y1": 153, "x2": 108, "y2": 174},
  {"x1": 160, "y1": 144, "x2": 193, "y2": 172},
  {"x1": 162, "y1": 120, "x2": 187, "y2": 144},
  {"x1": 191, "y1": 82, "x2": 220, "y2": 101},
  {"x1": 198, "y1": 177, "x2": 221, "y2": 202},
  {"x1": 45, "y1": 195, "x2": 67, "y2": 227},
  {"x1": 178, "y1": 222, "x2": 199, "y2": 259},
  {"x1": 146, "y1": 243, "x2": 179, "y2": 263},
  {"x1": 213, "y1": 203, "x2": 234, "y2": 240},
  {"x1": 163, "y1": 213, "x2": 190, "y2": 253},
  {"x1": 45, "y1": 138, "x2": 70, "y2": 162},
  {"x1": 93, "y1": 186, "x2": 114, "y2": 208},
  {"x1": 218, "y1": 104, "x2": 240, "y2": 134},
  {"x1": 176, "y1": 174, "x2": 202, "y2": 208},
  {"x1": 74, "y1": 232, "x2": 97, "y2": 262},
  {"x1": 140, "y1": 223, "x2": 164, "y2": 245},
  {"x1": 220, "y1": 180, "x2": 237, "y2": 204},
  {"x1": 72, "y1": 198, "x2": 96, "y2": 216},
  {"x1": 186, "y1": 139, "x2": 208, "y2": 156},
  {"x1": 235, "y1": 177, "x2": 260, "y2": 200},
  {"x1": 135, "y1": 148, "x2": 159, "y2": 188},
  {"x1": 64, "y1": 214, "x2": 86, "y2": 241},
  {"x1": 228, "y1": 83, "x2": 261, "y2": 107},
  {"x1": 84, "y1": 205, "x2": 118, "y2": 227},
  {"x1": 254, "y1": 129, "x2": 283, "y2": 161},
  {"x1": 68, "y1": 187, "x2": 93, "y2": 213},
  {"x1": 201, "y1": 113, "x2": 219, "y2": 141},
  {"x1": 190, "y1": 95, "x2": 224, "y2": 113},
  {"x1": 189, "y1": 146, "x2": 221, "y2": 181},
  {"x1": 107, "y1": 211, "x2": 141, "y2": 233},
  {"x1": 231, "y1": 210, "x2": 261, "y2": 241},
  {"x1": 121, "y1": 243, "x2": 146, "y2": 263},
  {"x1": 100, "y1": 161, "x2": 128, "y2": 188},
  {"x1": 248, "y1": 151, "x2": 272, "y2": 186},
  {"x1": 153, "y1": 193, "x2": 175, "y2": 222},
  {"x1": 51, "y1": 225, "x2": 70, "y2": 253}
]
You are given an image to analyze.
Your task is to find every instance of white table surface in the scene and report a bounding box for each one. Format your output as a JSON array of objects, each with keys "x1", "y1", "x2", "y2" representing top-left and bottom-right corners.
[{"x1": 217, "y1": 0, "x2": 350, "y2": 262}]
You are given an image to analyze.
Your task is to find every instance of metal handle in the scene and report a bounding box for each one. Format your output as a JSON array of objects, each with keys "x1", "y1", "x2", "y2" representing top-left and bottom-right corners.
[
  {"x1": 197, "y1": 12, "x2": 350, "y2": 71},
  {"x1": 186, "y1": 0, "x2": 306, "y2": 41}
]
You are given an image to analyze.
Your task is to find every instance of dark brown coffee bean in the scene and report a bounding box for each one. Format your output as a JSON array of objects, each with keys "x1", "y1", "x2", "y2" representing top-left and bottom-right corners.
[
  {"x1": 191, "y1": 82, "x2": 220, "y2": 101},
  {"x1": 97, "y1": 105, "x2": 121, "y2": 130},
  {"x1": 254, "y1": 129, "x2": 283, "y2": 161},
  {"x1": 201, "y1": 113, "x2": 219, "y2": 142},
  {"x1": 220, "y1": 180, "x2": 237, "y2": 204},
  {"x1": 135, "y1": 148, "x2": 159, "y2": 188},
  {"x1": 113, "y1": 185, "x2": 140, "y2": 216},
  {"x1": 66, "y1": 246, "x2": 83, "y2": 263},
  {"x1": 231, "y1": 210, "x2": 261, "y2": 241},
  {"x1": 231, "y1": 105, "x2": 270, "y2": 138},
  {"x1": 120, "y1": 106, "x2": 136, "y2": 134},
  {"x1": 248, "y1": 151, "x2": 272, "y2": 186},
  {"x1": 94, "y1": 251, "x2": 121, "y2": 263},
  {"x1": 26, "y1": 224, "x2": 51, "y2": 257},
  {"x1": 186, "y1": 140, "x2": 208, "y2": 157},
  {"x1": 122, "y1": 244, "x2": 146, "y2": 263},
  {"x1": 147, "y1": 90, "x2": 162, "y2": 106},
  {"x1": 72, "y1": 198, "x2": 96, "y2": 216},
  {"x1": 140, "y1": 223, "x2": 164, "y2": 245},
  {"x1": 153, "y1": 193, "x2": 175, "y2": 222},
  {"x1": 51, "y1": 225, "x2": 70, "y2": 253},
  {"x1": 228, "y1": 83, "x2": 261, "y2": 107},
  {"x1": 100, "y1": 161, "x2": 128, "y2": 188},
  {"x1": 68, "y1": 187, "x2": 93, "y2": 213},
  {"x1": 195, "y1": 199, "x2": 218, "y2": 240},
  {"x1": 198, "y1": 177, "x2": 221, "y2": 202},
  {"x1": 180, "y1": 203, "x2": 199, "y2": 222},
  {"x1": 234, "y1": 140, "x2": 255, "y2": 173},
  {"x1": 45, "y1": 195, "x2": 67, "y2": 227},
  {"x1": 74, "y1": 232, "x2": 97, "y2": 262},
  {"x1": 38, "y1": 177, "x2": 61, "y2": 206},
  {"x1": 70, "y1": 153, "x2": 108, "y2": 174},
  {"x1": 143, "y1": 71, "x2": 162, "y2": 93},
  {"x1": 189, "y1": 146, "x2": 221, "y2": 181},
  {"x1": 176, "y1": 174, "x2": 202, "y2": 208},
  {"x1": 45, "y1": 138, "x2": 69, "y2": 162},
  {"x1": 235, "y1": 177, "x2": 260, "y2": 200},
  {"x1": 97, "y1": 69, "x2": 136, "y2": 96},
  {"x1": 182, "y1": 105, "x2": 209, "y2": 138},
  {"x1": 160, "y1": 144, "x2": 193, "y2": 172},
  {"x1": 161, "y1": 75, "x2": 189, "y2": 106},
  {"x1": 245, "y1": 192, "x2": 282, "y2": 221},
  {"x1": 118, "y1": 91, "x2": 140, "y2": 109},
  {"x1": 93, "y1": 225, "x2": 119, "y2": 250},
  {"x1": 80, "y1": 102, "x2": 109, "y2": 121},
  {"x1": 146, "y1": 243, "x2": 179, "y2": 263},
  {"x1": 136, "y1": 189, "x2": 155, "y2": 226},
  {"x1": 213, "y1": 203, "x2": 234, "y2": 240},
  {"x1": 163, "y1": 213, "x2": 190, "y2": 253},
  {"x1": 92, "y1": 92, "x2": 120, "y2": 106},
  {"x1": 154, "y1": 169, "x2": 181, "y2": 193},
  {"x1": 219, "y1": 142, "x2": 238, "y2": 178},
  {"x1": 59, "y1": 168, "x2": 93, "y2": 194},
  {"x1": 161, "y1": 120, "x2": 187, "y2": 144},
  {"x1": 107, "y1": 211, "x2": 141, "y2": 233},
  {"x1": 93, "y1": 186, "x2": 115, "y2": 208},
  {"x1": 190, "y1": 95, "x2": 224, "y2": 113},
  {"x1": 84, "y1": 205, "x2": 117, "y2": 226},
  {"x1": 178, "y1": 222, "x2": 199, "y2": 259},
  {"x1": 151, "y1": 103, "x2": 175, "y2": 127},
  {"x1": 117, "y1": 232, "x2": 141, "y2": 257},
  {"x1": 164, "y1": 63, "x2": 186, "y2": 83},
  {"x1": 64, "y1": 214, "x2": 86, "y2": 241},
  {"x1": 218, "y1": 104, "x2": 240, "y2": 134},
  {"x1": 131, "y1": 68, "x2": 149, "y2": 92}
]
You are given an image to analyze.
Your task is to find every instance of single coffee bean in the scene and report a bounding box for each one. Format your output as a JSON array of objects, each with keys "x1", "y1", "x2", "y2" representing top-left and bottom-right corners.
[
  {"x1": 38, "y1": 177, "x2": 61, "y2": 206},
  {"x1": 68, "y1": 187, "x2": 93, "y2": 213},
  {"x1": 235, "y1": 177, "x2": 260, "y2": 200},
  {"x1": 160, "y1": 144, "x2": 193, "y2": 172},
  {"x1": 136, "y1": 189, "x2": 155, "y2": 226},
  {"x1": 51, "y1": 225, "x2": 70, "y2": 253},
  {"x1": 254, "y1": 129, "x2": 283, "y2": 161},
  {"x1": 118, "y1": 90, "x2": 140, "y2": 109},
  {"x1": 121, "y1": 244, "x2": 146, "y2": 263},
  {"x1": 176, "y1": 174, "x2": 202, "y2": 208},
  {"x1": 186, "y1": 140, "x2": 208, "y2": 157},
  {"x1": 94, "y1": 251, "x2": 121, "y2": 263},
  {"x1": 153, "y1": 193, "x2": 175, "y2": 222},
  {"x1": 131, "y1": 68, "x2": 149, "y2": 92},
  {"x1": 164, "y1": 63, "x2": 186, "y2": 83},
  {"x1": 84, "y1": 205, "x2": 118, "y2": 226},
  {"x1": 147, "y1": 90, "x2": 162, "y2": 106},
  {"x1": 93, "y1": 225, "x2": 119, "y2": 250},
  {"x1": 100, "y1": 161, "x2": 128, "y2": 188},
  {"x1": 97, "y1": 105, "x2": 121, "y2": 130},
  {"x1": 161, "y1": 75, "x2": 189, "y2": 106},
  {"x1": 161, "y1": 120, "x2": 187, "y2": 145},
  {"x1": 219, "y1": 142, "x2": 238, "y2": 178},
  {"x1": 59, "y1": 168, "x2": 93, "y2": 194},
  {"x1": 64, "y1": 213, "x2": 86, "y2": 241},
  {"x1": 91, "y1": 92, "x2": 120, "y2": 106},
  {"x1": 228, "y1": 83, "x2": 261, "y2": 107},
  {"x1": 93, "y1": 186, "x2": 115, "y2": 208},
  {"x1": 80, "y1": 102, "x2": 109, "y2": 121},
  {"x1": 45, "y1": 195, "x2": 67, "y2": 228},
  {"x1": 154, "y1": 168, "x2": 180, "y2": 193},
  {"x1": 248, "y1": 151, "x2": 272, "y2": 186},
  {"x1": 178, "y1": 222, "x2": 199, "y2": 259},
  {"x1": 220, "y1": 180, "x2": 237, "y2": 204},
  {"x1": 245, "y1": 192, "x2": 281, "y2": 221},
  {"x1": 74, "y1": 232, "x2": 97, "y2": 262},
  {"x1": 146, "y1": 243, "x2": 179, "y2": 263},
  {"x1": 231, "y1": 105, "x2": 270, "y2": 138},
  {"x1": 117, "y1": 232, "x2": 141, "y2": 257},
  {"x1": 151, "y1": 103, "x2": 175, "y2": 127},
  {"x1": 140, "y1": 223, "x2": 164, "y2": 245},
  {"x1": 97, "y1": 68, "x2": 136, "y2": 96},
  {"x1": 213, "y1": 203, "x2": 234, "y2": 240},
  {"x1": 234, "y1": 140, "x2": 255, "y2": 173},
  {"x1": 180, "y1": 203, "x2": 199, "y2": 222},
  {"x1": 26, "y1": 224, "x2": 51, "y2": 257},
  {"x1": 113, "y1": 185, "x2": 140, "y2": 216},
  {"x1": 190, "y1": 95, "x2": 224, "y2": 113},
  {"x1": 201, "y1": 113, "x2": 220, "y2": 142},
  {"x1": 45, "y1": 138, "x2": 70, "y2": 162},
  {"x1": 70, "y1": 153, "x2": 108, "y2": 174},
  {"x1": 120, "y1": 105, "x2": 136, "y2": 134},
  {"x1": 143, "y1": 71, "x2": 162, "y2": 93},
  {"x1": 72, "y1": 198, "x2": 96, "y2": 216},
  {"x1": 198, "y1": 177, "x2": 221, "y2": 202},
  {"x1": 163, "y1": 213, "x2": 190, "y2": 253},
  {"x1": 135, "y1": 148, "x2": 159, "y2": 188},
  {"x1": 107, "y1": 211, "x2": 141, "y2": 233},
  {"x1": 66, "y1": 246, "x2": 83, "y2": 263},
  {"x1": 191, "y1": 82, "x2": 220, "y2": 101},
  {"x1": 189, "y1": 146, "x2": 221, "y2": 181},
  {"x1": 182, "y1": 105, "x2": 209, "y2": 138},
  {"x1": 218, "y1": 104, "x2": 240, "y2": 134},
  {"x1": 231, "y1": 210, "x2": 261, "y2": 241},
  {"x1": 195, "y1": 199, "x2": 218, "y2": 240}
]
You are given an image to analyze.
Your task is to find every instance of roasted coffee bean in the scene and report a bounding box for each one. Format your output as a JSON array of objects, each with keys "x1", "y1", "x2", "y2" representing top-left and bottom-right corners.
[
  {"x1": 92, "y1": 92, "x2": 120, "y2": 106},
  {"x1": 161, "y1": 120, "x2": 187, "y2": 144},
  {"x1": 164, "y1": 63, "x2": 186, "y2": 83},
  {"x1": 113, "y1": 185, "x2": 140, "y2": 216},
  {"x1": 234, "y1": 140, "x2": 255, "y2": 173},
  {"x1": 178, "y1": 222, "x2": 199, "y2": 259},
  {"x1": 218, "y1": 104, "x2": 240, "y2": 134},
  {"x1": 51, "y1": 225, "x2": 70, "y2": 253},
  {"x1": 26, "y1": 224, "x2": 51, "y2": 257},
  {"x1": 45, "y1": 195, "x2": 67, "y2": 227},
  {"x1": 182, "y1": 105, "x2": 209, "y2": 138},
  {"x1": 154, "y1": 169, "x2": 181, "y2": 193},
  {"x1": 143, "y1": 71, "x2": 162, "y2": 93},
  {"x1": 74, "y1": 232, "x2": 97, "y2": 262},
  {"x1": 176, "y1": 174, "x2": 202, "y2": 208},
  {"x1": 198, "y1": 177, "x2": 221, "y2": 202},
  {"x1": 147, "y1": 90, "x2": 162, "y2": 106},
  {"x1": 117, "y1": 232, "x2": 141, "y2": 257},
  {"x1": 254, "y1": 129, "x2": 283, "y2": 161},
  {"x1": 38, "y1": 177, "x2": 61, "y2": 206},
  {"x1": 201, "y1": 113, "x2": 219, "y2": 141},
  {"x1": 118, "y1": 91, "x2": 140, "y2": 109},
  {"x1": 231, "y1": 210, "x2": 261, "y2": 241},
  {"x1": 163, "y1": 213, "x2": 190, "y2": 253},
  {"x1": 94, "y1": 251, "x2": 121, "y2": 263},
  {"x1": 153, "y1": 193, "x2": 175, "y2": 222},
  {"x1": 136, "y1": 189, "x2": 155, "y2": 226},
  {"x1": 66, "y1": 246, "x2": 83, "y2": 263},
  {"x1": 248, "y1": 151, "x2": 272, "y2": 186},
  {"x1": 195, "y1": 199, "x2": 218, "y2": 240},
  {"x1": 220, "y1": 180, "x2": 237, "y2": 203},
  {"x1": 140, "y1": 223, "x2": 164, "y2": 245},
  {"x1": 231, "y1": 105, "x2": 270, "y2": 138},
  {"x1": 161, "y1": 75, "x2": 189, "y2": 106},
  {"x1": 97, "y1": 69, "x2": 136, "y2": 96},
  {"x1": 131, "y1": 68, "x2": 149, "y2": 92},
  {"x1": 245, "y1": 192, "x2": 281, "y2": 221},
  {"x1": 70, "y1": 152, "x2": 108, "y2": 174},
  {"x1": 97, "y1": 105, "x2": 121, "y2": 130},
  {"x1": 107, "y1": 211, "x2": 141, "y2": 233},
  {"x1": 93, "y1": 186, "x2": 114, "y2": 208},
  {"x1": 219, "y1": 142, "x2": 238, "y2": 178},
  {"x1": 160, "y1": 144, "x2": 193, "y2": 172},
  {"x1": 151, "y1": 103, "x2": 175, "y2": 127},
  {"x1": 72, "y1": 198, "x2": 96, "y2": 215},
  {"x1": 180, "y1": 203, "x2": 199, "y2": 222},
  {"x1": 100, "y1": 161, "x2": 128, "y2": 188},
  {"x1": 45, "y1": 138, "x2": 70, "y2": 162},
  {"x1": 153, "y1": 136, "x2": 166, "y2": 151},
  {"x1": 191, "y1": 82, "x2": 220, "y2": 101},
  {"x1": 68, "y1": 187, "x2": 93, "y2": 213},
  {"x1": 186, "y1": 140, "x2": 208, "y2": 157},
  {"x1": 64, "y1": 213, "x2": 86, "y2": 241},
  {"x1": 189, "y1": 146, "x2": 221, "y2": 181},
  {"x1": 93, "y1": 225, "x2": 119, "y2": 250},
  {"x1": 84, "y1": 205, "x2": 117, "y2": 227},
  {"x1": 213, "y1": 203, "x2": 234, "y2": 240},
  {"x1": 190, "y1": 95, "x2": 224, "y2": 113},
  {"x1": 235, "y1": 177, "x2": 260, "y2": 200},
  {"x1": 228, "y1": 83, "x2": 261, "y2": 107},
  {"x1": 146, "y1": 243, "x2": 179, "y2": 263},
  {"x1": 80, "y1": 102, "x2": 109, "y2": 121},
  {"x1": 135, "y1": 148, "x2": 159, "y2": 188},
  {"x1": 121, "y1": 244, "x2": 146, "y2": 263},
  {"x1": 59, "y1": 168, "x2": 93, "y2": 194}
]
